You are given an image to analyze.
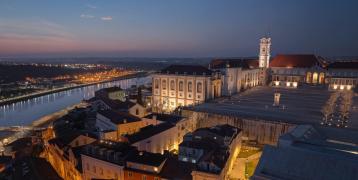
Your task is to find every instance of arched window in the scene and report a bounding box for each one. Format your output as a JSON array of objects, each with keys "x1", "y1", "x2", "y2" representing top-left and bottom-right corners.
[
  {"x1": 319, "y1": 72, "x2": 325, "y2": 84},
  {"x1": 170, "y1": 80, "x2": 175, "y2": 90},
  {"x1": 188, "y1": 82, "x2": 192, "y2": 92},
  {"x1": 162, "y1": 80, "x2": 167, "y2": 90},
  {"x1": 306, "y1": 72, "x2": 312, "y2": 83},
  {"x1": 197, "y1": 82, "x2": 202, "y2": 93},
  {"x1": 179, "y1": 81, "x2": 184, "y2": 91},
  {"x1": 312, "y1": 72, "x2": 318, "y2": 84},
  {"x1": 154, "y1": 79, "x2": 159, "y2": 89}
]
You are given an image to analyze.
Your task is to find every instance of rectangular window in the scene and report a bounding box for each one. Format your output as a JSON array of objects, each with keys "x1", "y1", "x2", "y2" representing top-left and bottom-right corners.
[
  {"x1": 162, "y1": 80, "x2": 167, "y2": 90},
  {"x1": 142, "y1": 175, "x2": 147, "y2": 180},
  {"x1": 179, "y1": 81, "x2": 184, "y2": 91},
  {"x1": 188, "y1": 82, "x2": 192, "y2": 92},
  {"x1": 128, "y1": 172, "x2": 133, "y2": 177}
]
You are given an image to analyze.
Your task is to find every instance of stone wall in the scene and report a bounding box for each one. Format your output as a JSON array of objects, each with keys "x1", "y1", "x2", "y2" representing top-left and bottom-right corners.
[{"x1": 183, "y1": 110, "x2": 295, "y2": 145}]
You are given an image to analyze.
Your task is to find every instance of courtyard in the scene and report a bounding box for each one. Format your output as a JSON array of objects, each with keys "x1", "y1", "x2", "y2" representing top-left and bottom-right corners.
[{"x1": 191, "y1": 86, "x2": 358, "y2": 130}]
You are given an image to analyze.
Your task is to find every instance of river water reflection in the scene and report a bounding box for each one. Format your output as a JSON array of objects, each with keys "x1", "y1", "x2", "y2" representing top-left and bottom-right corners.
[{"x1": 0, "y1": 76, "x2": 151, "y2": 127}]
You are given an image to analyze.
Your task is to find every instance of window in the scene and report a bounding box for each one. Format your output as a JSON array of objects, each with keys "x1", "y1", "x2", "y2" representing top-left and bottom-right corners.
[
  {"x1": 128, "y1": 172, "x2": 133, "y2": 177},
  {"x1": 170, "y1": 80, "x2": 175, "y2": 90},
  {"x1": 100, "y1": 168, "x2": 103, "y2": 175},
  {"x1": 197, "y1": 82, "x2": 202, "y2": 93},
  {"x1": 135, "y1": 109, "x2": 139, "y2": 115},
  {"x1": 188, "y1": 82, "x2": 192, "y2": 92},
  {"x1": 142, "y1": 175, "x2": 147, "y2": 180},
  {"x1": 154, "y1": 177, "x2": 160, "y2": 180},
  {"x1": 155, "y1": 79, "x2": 159, "y2": 89},
  {"x1": 92, "y1": 166, "x2": 96, "y2": 173},
  {"x1": 179, "y1": 81, "x2": 184, "y2": 91},
  {"x1": 86, "y1": 163, "x2": 89, "y2": 171},
  {"x1": 162, "y1": 80, "x2": 167, "y2": 90}
]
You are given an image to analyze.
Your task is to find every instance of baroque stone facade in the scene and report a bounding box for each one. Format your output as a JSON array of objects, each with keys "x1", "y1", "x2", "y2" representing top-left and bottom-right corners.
[{"x1": 152, "y1": 65, "x2": 221, "y2": 113}]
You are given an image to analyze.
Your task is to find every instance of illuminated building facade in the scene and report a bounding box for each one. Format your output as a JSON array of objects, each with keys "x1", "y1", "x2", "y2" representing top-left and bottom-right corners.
[
  {"x1": 124, "y1": 114, "x2": 194, "y2": 154},
  {"x1": 259, "y1": 37, "x2": 271, "y2": 68},
  {"x1": 152, "y1": 65, "x2": 222, "y2": 113},
  {"x1": 270, "y1": 54, "x2": 358, "y2": 90},
  {"x1": 46, "y1": 133, "x2": 96, "y2": 180},
  {"x1": 326, "y1": 61, "x2": 358, "y2": 90},
  {"x1": 209, "y1": 59, "x2": 262, "y2": 96},
  {"x1": 270, "y1": 54, "x2": 327, "y2": 88}
]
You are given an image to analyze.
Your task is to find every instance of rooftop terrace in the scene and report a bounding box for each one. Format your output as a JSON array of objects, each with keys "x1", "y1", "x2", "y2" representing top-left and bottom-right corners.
[{"x1": 188, "y1": 86, "x2": 358, "y2": 130}]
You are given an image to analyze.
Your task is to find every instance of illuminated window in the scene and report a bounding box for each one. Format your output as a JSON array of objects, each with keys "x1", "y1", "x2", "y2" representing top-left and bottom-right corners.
[
  {"x1": 197, "y1": 82, "x2": 202, "y2": 93},
  {"x1": 155, "y1": 79, "x2": 159, "y2": 89},
  {"x1": 188, "y1": 82, "x2": 193, "y2": 92},
  {"x1": 179, "y1": 81, "x2": 184, "y2": 91},
  {"x1": 170, "y1": 80, "x2": 175, "y2": 90},
  {"x1": 162, "y1": 80, "x2": 167, "y2": 90}
]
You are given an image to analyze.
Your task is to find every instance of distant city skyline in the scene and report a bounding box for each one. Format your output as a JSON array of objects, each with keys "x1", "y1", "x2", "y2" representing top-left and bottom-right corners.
[{"x1": 0, "y1": 0, "x2": 357, "y2": 58}]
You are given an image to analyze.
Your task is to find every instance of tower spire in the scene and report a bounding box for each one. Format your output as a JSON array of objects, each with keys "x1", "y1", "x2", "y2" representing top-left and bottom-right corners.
[{"x1": 259, "y1": 37, "x2": 271, "y2": 68}]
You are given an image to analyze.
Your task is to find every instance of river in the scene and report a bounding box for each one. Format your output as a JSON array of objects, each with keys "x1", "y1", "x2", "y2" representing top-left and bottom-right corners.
[{"x1": 0, "y1": 76, "x2": 151, "y2": 127}]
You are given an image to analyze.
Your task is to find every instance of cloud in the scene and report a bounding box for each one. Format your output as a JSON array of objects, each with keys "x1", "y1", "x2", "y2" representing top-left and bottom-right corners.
[
  {"x1": 80, "y1": 14, "x2": 95, "y2": 19},
  {"x1": 101, "y1": 16, "x2": 113, "y2": 21},
  {"x1": 86, "y1": 4, "x2": 97, "y2": 9},
  {"x1": 0, "y1": 19, "x2": 78, "y2": 54}
]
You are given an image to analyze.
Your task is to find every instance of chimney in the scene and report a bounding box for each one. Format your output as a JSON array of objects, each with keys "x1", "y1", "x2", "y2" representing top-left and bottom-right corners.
[{"x1": 152, "y1": 115, "x2": 157, "y2": 125}]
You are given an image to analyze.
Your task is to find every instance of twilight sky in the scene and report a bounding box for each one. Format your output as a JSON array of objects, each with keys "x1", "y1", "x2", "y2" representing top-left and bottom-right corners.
[{"x1": 0, "y1": 0, "x2": 357, "y2": 57}]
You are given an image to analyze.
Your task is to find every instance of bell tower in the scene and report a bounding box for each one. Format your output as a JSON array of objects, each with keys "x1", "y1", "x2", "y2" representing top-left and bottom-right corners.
[{"x1": 259, "y1": 37, "x2": 271, "y2": 68}]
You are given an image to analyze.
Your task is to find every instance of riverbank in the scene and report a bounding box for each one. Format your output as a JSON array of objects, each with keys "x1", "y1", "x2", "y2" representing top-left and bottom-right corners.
[
  {"x1": 0, "y1": 71, "x2": 149, "y2": 106},
  {"x1": 0, "y1": 101, "x2": 87, "y2": 150}
]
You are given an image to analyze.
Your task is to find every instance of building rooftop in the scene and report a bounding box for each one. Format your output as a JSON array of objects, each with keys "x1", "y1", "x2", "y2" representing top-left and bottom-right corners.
[
  {"x1": 253, "y1": 145, "x2": 358, "y2": 180},
  {"x1": 125, "y1": 123, "x2": 175, "y2": 144},
  {"x1": 126, "y1": 151, "x2": 167, "y2": 167},
  {"x1": 5, "y1": 137, "x2": 32, "y2": 151},
  {"x1": 159, "y1": 64, "x2": 213, "y2": 76},
  {"x1": 144, "y1": 113, "x2": 184, "y2": 124},
  {"x1": 327, "y1": 61, "x2": 358, "y2": 69},
  {"x1": 253, "y1": 125, "x2": 358, "y2": 180},
  {"x1": 48, "y1": 131, "x2": 96, "y2": 149},
  {"x1": 195, "y1": 124, "x2": 240, "y2": 139},
  {"x1": 81, "y1": 140, "x2": 137, "y2": 166},
  {"x1": 270, "y1": 54, "x2": 325, "y2": 68},
  {"x1": 98, "y1": 109, "x2": 141, "y2": 124},
  {"x1": 186, "y1": 86, "x2": 358, "y2": 130},
  {"x1": 210, "y1": 58, "x2": 259, "y2": 69},
  {"x1": 179, "y1": 139, "x2": 217, "y2": 150},
  {"x1": 98, "y1": 97, "x2": 138, "y2": 110},
  {"x1": 159, "y1": 156, "x2": 194, "y2": 180},
  {"x1": 12, "y1": 157, "x2": 62, "y2": 180}
]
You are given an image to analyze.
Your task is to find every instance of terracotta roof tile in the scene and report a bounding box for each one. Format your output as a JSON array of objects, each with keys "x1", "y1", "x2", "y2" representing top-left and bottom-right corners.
[{"x1": 270, "y1": 54, "x2": 325, "y2": 68}]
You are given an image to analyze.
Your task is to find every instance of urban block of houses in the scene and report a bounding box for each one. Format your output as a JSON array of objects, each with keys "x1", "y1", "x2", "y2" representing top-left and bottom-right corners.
[{"x1": 179, "y1": 124, "x2": 242, "y2": 180}]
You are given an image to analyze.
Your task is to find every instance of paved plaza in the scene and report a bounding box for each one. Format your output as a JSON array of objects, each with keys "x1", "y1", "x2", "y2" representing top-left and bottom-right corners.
[{"x1": 190, "y1": 86, "x2": 358, "y2": 130}]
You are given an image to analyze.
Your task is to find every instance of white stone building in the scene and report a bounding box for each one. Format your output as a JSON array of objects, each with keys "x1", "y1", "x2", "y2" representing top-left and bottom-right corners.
[
  {"x1": 152, "y1": 65, "x2": 221, "y2": 113},
  {"x1": 209, "y1": 59, "x2": 262, "y2": 96}
]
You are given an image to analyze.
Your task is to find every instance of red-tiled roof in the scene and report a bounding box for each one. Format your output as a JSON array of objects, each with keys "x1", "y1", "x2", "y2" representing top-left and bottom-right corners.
[{"x1": 270, "y1": 54, "x2": 325, "y2": 68}]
